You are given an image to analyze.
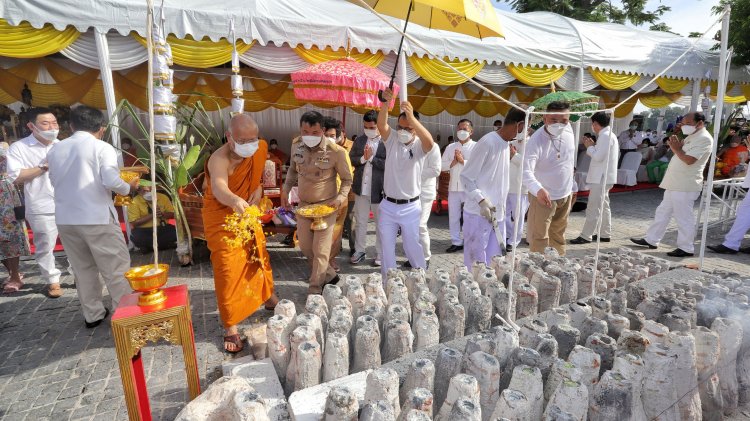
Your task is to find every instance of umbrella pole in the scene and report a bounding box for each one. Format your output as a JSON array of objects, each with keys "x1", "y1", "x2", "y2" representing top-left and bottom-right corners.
[
  {"x1": 378, "y1": 0, "x2": 412, "y2": 102},
  {"x1": 341, "y1": 106, "x2": 347, "y2": 132}
]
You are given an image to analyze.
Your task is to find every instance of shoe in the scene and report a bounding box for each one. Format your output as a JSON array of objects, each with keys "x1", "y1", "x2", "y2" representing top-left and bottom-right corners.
[
  {"x1": 667, "y1": 248, "x2": 694, "y2": 258},
  {"x1": 630, "y1": 238, "x2": 657, "y2": 249},
  {"x1": 372, "y1": 259, "x2": 381, "y2": 267},
  {"x1": 592, "y1": 235, "x2": 610, "y2": 242},
  {"x1": 707, "y1": 244, "x2": 738, "y2": 255},
  {"x1": 47, "y1": 283, "x2": 63, "y2": 298},
  {"x1": 740, "y1": 246, "x2": 750, "y2": 254},
  {"x1": 327, "y1": 275, "x2": 340, "y2": 286},
  {"x1": 569, "y1": 236, "x2": 591, "y2": 245},
  {"x1": 506, "y1": 244, "x2": 513, "y2": 253},
  {"x1": 446, "y1": 245, "x2": 464, "y2": 253},
  {"x1": 85, "y1": 308, "x2": 110, "y2": 329},
  {"x1": 402, "y1": 260, "x2": 412, "y2": 269},
  {"x1": 350, "y1": 252, "x2": 366, "y2": 264}
]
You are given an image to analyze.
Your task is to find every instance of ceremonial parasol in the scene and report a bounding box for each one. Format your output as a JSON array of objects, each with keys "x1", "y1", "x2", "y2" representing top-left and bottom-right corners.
[
  {"x1": 529, "y1": 91, "x2": 601, "y2": 125},
  {"x1": 349, "y1": 0, "x2": 504, "y2": 100},
  {"x1": 291, "y1": 57, "x2": 400, "y2": 110}
]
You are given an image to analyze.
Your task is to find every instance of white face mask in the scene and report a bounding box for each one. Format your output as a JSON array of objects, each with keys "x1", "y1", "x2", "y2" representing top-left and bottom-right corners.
[
  {"x1": 270, "y1": 144, "x2": 278, "y2": 150},
  {"x1": 363, "y1": 128, "x2": 379, "y2": 139},
  {"x1": 234, "y1": 141, "x2": 259, "y2": 158},
  {"x1": 301, "y1": 135, "x2": 321, "y2": 148},
  {"x1": 142, "y1": 192, "x2": 153, "y2": 201},
  {"x1": 456, "y1": 130, "x2": 471, "y2": 141},
  {"x1": 33, "y1": 125, "x2": 59, "y2": 142},
  {"x1": 546, "y1": 123, "x2": 566, "y2": 137},
  {"x1": 397, "y1": 130, "x2": 413, "y2": 144},
  {"x1": 681, "y1": 125, "x2": 697, "y2": 136},
  {"x1": 629, "y1": 125, "x2": 637, "y2": 130}
]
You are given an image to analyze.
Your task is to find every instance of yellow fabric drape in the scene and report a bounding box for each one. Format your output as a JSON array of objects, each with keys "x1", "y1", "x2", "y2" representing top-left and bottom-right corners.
[
  {"x1": 655, "y1": 77, "x2": 689, "y2": 94},
  {"x1": 0, "y1": 19, "x2": 80, "y2": 58},
  {"x1": 589, "y1": 68, "x2": 641, "y2": 90},
  {"x1": 599, "y1": 91, "x2": 637, "y2": 118},
  {"x1": 506, "y1": 64, "x2": 567, "y2": 87},
  {"x1": 408, "y1": 56, "x2": 485, "y2": 86},
  {"x1": 293, "y1": 46, "x2": 385, "y2": 67},
  {"x1": 638, "y1": 93, "x2": 681, "y2": 109},
  {"x1": 132, "y1": 33, "x2": 254, "y2": 68},
  {"x1": 0, "y1": 58, "x2": 100, "y2": 106}
]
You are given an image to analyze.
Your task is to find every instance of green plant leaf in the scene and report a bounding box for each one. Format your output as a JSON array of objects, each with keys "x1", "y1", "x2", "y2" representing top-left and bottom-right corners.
[{"x1": 182, "y1": 145, "x2": 202, "y2": 170}]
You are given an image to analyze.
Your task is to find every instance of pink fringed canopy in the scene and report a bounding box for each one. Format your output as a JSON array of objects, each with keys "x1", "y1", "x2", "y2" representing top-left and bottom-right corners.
[{"x1": 291, "y1": 58, "x2": 400, "y2": 110}]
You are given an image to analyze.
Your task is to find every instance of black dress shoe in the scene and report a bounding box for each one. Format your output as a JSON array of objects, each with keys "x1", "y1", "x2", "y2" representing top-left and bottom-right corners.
[
  {"x1": 707, "y1": 244, "x2": 738, "y2": 254},
  {"x1": 667, "y1": 248, "x2": 694, "y2": 258},
  {"x1": 740, "y1": 246, "x2": 750, "y2": 254},
  {"x1": 402, "y1": 259, "x2": 429, "y2": 269},
  {"x1": 505, "y1": 244, "x2": 513, "y2": 253},
  {"x1": 592, "y1": 235, "x2": 610, "y2": 242},
  {"x1": 630, "y1": 238, "x2": 657, "y2": 249},
  {"x1": 446, "y1": 245, "x2": 464, "y2": 253},
  {"x1": 85, "y1": 308, "x2": 110, "y2": 329},
  {"x1": 569, "y1": 236, "x2": 591, "y2": 244}
]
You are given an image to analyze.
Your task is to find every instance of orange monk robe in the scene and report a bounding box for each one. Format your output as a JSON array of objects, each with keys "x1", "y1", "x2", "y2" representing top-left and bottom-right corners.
[{"x1": 202, "y1": 141, "x2": 274, "y2": 328}]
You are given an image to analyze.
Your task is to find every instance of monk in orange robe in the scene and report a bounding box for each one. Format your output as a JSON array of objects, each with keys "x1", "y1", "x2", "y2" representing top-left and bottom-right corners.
[{"x1": 203, "y1": 114, "x2": 277, "y2": 353}]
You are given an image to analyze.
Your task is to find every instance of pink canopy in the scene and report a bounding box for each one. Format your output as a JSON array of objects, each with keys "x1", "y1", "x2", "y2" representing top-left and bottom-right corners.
[{"x1": 291, "y1": 58, "x2": 400, "y2": 110}]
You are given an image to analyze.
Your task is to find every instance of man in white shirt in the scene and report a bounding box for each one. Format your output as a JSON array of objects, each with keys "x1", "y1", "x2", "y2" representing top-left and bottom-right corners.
[
  {"x1": 505, "y1": 134, "x2": 529, "y2": 252},
  {"x1": 461, "y1": 108, "x2": 526, "y2": 266},
  {"x1": 6, "y1": 108, "x2": 68, "y2": 298},
  {"x1": 523, "y1": 101, "x2": 577, "y2": 255},
  {"x1": 47, "y1": 106, "x2": 138, "y2": 328},
  {"x1": 570, "y1": 111, "x2": 619, "y2": 244},
  {"x1": 376, "y1": 89, "x2": 436, "y2": 277},
  {"x1": 411, "y1": 142, "x2": 441, "y2": 268},
  {"x1": 618, "y1": 120, "x2": 642, "y2": 168},
  {"x1": 631, "y1": 112, "x2": 713, "y2": 257},
  {"x1": 349, "y1": 110, "x2": 385, "y2": 266},
  {"x1": 708, "y1": 171, "x2": 750, "y2": 254},
  {"x1": 441, "y1": 119, "x2": 477, "y2": 253}
]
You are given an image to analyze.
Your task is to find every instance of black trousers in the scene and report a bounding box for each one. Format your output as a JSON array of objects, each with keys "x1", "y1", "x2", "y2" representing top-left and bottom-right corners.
[{"x1": 131, "y1": 225, "x2": 178, "y2": 250}]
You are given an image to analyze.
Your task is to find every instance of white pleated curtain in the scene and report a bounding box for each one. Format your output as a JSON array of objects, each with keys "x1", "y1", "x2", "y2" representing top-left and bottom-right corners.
[{"x1": 61, "y1": 31, "x2": 148, "y2": 70}]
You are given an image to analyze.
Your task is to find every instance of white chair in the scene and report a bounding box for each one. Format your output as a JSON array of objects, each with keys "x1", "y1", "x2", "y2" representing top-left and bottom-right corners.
[
  {"x1": 574, "y1": 150, "x2": 591, "y2": 191},
  {"x1": 616, "y1": 152, "x2": 641, "y2": 186}
]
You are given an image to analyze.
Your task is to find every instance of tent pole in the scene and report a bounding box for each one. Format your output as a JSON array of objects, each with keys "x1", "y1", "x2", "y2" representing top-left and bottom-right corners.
[
  {"x1": 689, "y1": 80, "x2": 701, "y2": 113},
  {"x1": 398, "y1": 51, "x2": 408, "y2": 102},
  {"x1": 699, "y1": 6, "x2": 731, "y2": 270},
  {"x1": 94, "y1": 29, "x2": 132, "y2": 247}
]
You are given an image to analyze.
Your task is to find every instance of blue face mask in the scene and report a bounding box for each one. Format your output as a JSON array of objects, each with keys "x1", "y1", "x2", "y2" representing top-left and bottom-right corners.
[{"x1": 234, "y1": 141, "x2": 259, "y2": 158}]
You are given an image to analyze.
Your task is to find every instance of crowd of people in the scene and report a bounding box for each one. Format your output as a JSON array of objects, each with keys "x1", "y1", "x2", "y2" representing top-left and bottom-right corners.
[{"x1": 0, "y1": 98, "x2": 748, "y2": 353}]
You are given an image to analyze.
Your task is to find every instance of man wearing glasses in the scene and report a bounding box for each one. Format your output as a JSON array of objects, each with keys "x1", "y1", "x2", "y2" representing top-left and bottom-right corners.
[{"x1": 376, "y1": 89, "x2": 436, "y2": 277}]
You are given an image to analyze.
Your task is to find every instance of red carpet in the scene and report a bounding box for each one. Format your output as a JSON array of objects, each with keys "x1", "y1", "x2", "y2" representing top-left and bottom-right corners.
[{"x1": 27, "y1": 221, "x2": 130, "y2": 254}]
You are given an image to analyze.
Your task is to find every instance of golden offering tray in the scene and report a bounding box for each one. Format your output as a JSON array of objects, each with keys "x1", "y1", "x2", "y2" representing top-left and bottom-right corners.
[
  {"x1": 125, "y1": 263, "x2": 170, "y2": 307},
  {"x1": 295, "y1": 203, "x2": 337, "y2": 231},
  {"x1": 115, "y1": 166, "x2": 149, "y2": 206}
]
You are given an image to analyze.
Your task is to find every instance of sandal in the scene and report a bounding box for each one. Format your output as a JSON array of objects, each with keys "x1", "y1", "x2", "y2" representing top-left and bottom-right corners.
[
  {"x1": 223, "y1": 334, "x2": 244, "y2": 354},
  {"x1": 264, "y1": 293, "x2": 279, "y2": 311},
  {"x1": 2, "y1": 279, "x2": 23, "y2": 294}
]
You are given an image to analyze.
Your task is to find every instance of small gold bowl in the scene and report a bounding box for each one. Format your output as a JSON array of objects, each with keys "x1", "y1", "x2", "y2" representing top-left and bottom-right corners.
[
  {"x1": 125, "y1": 264, "x2": 169, "y2": 307},
  {"x1": 115, "y1": 167, "x2": 147, "y2": 206},
  {"x1": 295, "y1": 204, "x2": 337, "y2": 231}
]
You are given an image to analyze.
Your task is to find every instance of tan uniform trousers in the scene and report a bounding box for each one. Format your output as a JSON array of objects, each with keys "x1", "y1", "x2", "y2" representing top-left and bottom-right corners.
[
  {"x1": 58, "y1": 222, "x2": 132, "y2": 323},
  {"x1": 527, "y1": 193, "x2": 573, "y2": 255},
  {"x1": 297, "y1": 211, "x2": 338, "y2": 294},
  {"x1": 329, "y1": 203, "x2": 349, "y2": 262}
]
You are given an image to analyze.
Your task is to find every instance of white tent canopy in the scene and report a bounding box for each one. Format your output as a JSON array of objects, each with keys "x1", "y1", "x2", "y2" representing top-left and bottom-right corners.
[{"x1": 1, "y1": 0, "x2": 748, "y2": 82}]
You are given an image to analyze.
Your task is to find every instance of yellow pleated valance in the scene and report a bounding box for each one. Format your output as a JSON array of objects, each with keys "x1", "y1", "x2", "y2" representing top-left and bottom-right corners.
[
  {"x1": 655, "y1": 77, "x2": 689, "y2": 94},
  {"x1": 0, "y1": 19, "x2": 80, "y2": 58},
  {"x1": 408, "y1": 56, "x2": 485, "y2": 86},
  {"x1": 505, "y1": 64, "x2": 567, "y2": 87},
  {"x1": 638, "y1": 93, "x2": 681, "y2": 109},
  {"x1": 292, "y1": 46, "x2": 385, "y2": 67},
  {"x1": 132, "y1": 33, "x2": 254, "y2": 68},
  {"x1": 589, "y1": 68, "x2": 641, "y2": 90}
]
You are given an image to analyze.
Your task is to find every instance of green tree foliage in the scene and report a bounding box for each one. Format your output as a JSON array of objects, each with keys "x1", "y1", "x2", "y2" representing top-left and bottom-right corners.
[
  {"x1": 501, "y1": 0, "x2": 671, "y2": 30},
  {"x1": 713, "y1": 0, "x2": 750, "y2": 66}
]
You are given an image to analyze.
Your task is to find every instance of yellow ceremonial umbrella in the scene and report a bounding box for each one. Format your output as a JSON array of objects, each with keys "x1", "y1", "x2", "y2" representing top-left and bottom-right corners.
[{"x1": 353, "y1": 0, "x2": 503, "y2": 39}]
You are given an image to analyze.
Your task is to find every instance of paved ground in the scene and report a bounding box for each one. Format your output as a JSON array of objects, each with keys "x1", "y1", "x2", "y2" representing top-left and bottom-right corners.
[{"x1": 0, "y1": 188, "x2": 749, "y2": 421}]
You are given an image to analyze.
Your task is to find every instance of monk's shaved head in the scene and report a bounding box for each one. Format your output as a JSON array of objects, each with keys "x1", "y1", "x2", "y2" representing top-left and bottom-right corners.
[{"x1": 227, "y1": 113, "x2": 259, "y2": 141}]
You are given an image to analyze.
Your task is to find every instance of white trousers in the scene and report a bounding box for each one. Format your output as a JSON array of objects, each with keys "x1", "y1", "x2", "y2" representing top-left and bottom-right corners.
[
  {"x1": 463, "y1": 210, "x2": 502, "y2": 267},
  {"x1": 580, "y1": 183, "x2": 614, "y2": 240},
  {"x1": 448, "y1": 191, "x2": 465, "y2": 246},
  {"x1": 723, "y1": 193, "x2": 750, "y2": 250},
  {"x1": 58, "y1": 222, "x2": 132, "y2": 323},
  {"x1": 378, "y1": 200, "x2": 425, "y2": 278},
  {"x1": 353, "y1": 194, "x2": 382, "y2": 259},
  {"x1": 419, "y1": 197, "x2": 434, "y2": 260},
  {"x1": 505, "y1": 193, "x2": 529, "y2": 247},
  {"x1": 645, "y1": 190, "x2": 701, "y2": 253},
  {"x1": 25, "y1": 213, "x2": 62, "y2": 284}
]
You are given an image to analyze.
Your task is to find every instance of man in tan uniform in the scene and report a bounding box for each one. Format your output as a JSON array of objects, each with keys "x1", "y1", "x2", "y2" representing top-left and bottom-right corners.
[{"x1": 282, "y1": 111, "x2": 352, "y2": 294}]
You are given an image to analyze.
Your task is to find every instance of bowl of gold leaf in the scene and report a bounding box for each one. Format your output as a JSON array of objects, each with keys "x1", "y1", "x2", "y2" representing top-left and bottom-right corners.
[
  {"x1": 295, "y1": 203, "x2": 337, "y2": 231},
  {"x1": 115, "y1": 166, "x2": 149, "y2": 206},
  {"x1": 125, "y1": 263, "x2": 170, "y2": 307}
]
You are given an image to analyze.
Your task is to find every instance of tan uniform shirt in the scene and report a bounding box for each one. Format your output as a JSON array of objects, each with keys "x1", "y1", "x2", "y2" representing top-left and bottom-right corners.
[{"x1": 283, "y1": 137, "x2": 352, "y2": 206}]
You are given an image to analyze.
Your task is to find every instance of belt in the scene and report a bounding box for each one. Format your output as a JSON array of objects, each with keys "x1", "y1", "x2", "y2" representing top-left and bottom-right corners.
[{"x1": 385, "y1": 195, "x2": 419, "y2": 204}]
